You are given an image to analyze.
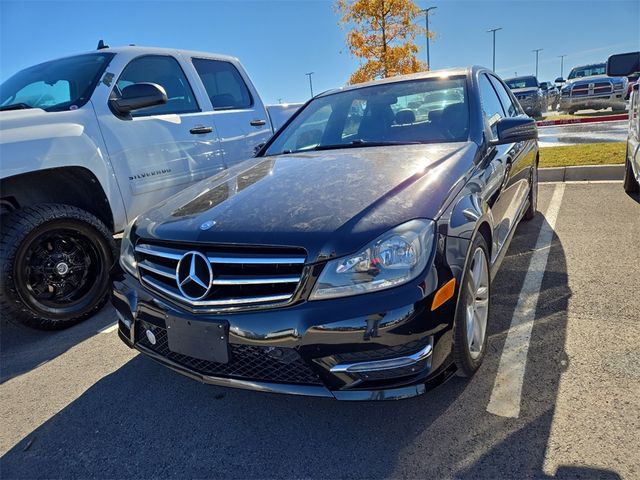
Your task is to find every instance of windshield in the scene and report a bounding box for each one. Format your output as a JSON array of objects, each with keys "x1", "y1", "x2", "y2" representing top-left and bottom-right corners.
[
  {"x1": 568, "y1": 64, "x2": 606, "y2": 79},
  {"x1": 505, "y1": 77, "x2": 538, "y2": 89},
  {"x1": 0, "y1": 53, "x2": 114, "y2": 111},
  {"x1": 265, "y1": 76, "x2": 468, "y2": 156}
]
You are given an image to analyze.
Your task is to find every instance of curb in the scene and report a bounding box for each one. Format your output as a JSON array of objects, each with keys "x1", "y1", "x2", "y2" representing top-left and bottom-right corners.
[
  {"x1": 536, "y1": 114, "x2": 628, "y2": 127},
  {"x1": 539, "y1": 164, "x2": 624, "y2": 182}
]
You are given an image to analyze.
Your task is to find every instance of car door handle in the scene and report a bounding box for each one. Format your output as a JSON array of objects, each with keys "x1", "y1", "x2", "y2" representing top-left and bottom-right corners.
[
  {"x1": 250, "y1": 119, "x2": 266, "y2": 127},
  {"x1": 190, "y1": 126, "x2": 213, "y2": 135}
]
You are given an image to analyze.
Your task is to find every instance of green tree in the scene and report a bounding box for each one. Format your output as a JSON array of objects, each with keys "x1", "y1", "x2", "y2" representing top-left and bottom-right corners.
[{"x1": 336, "y1": 0, "x2": 430, "y2": 84}]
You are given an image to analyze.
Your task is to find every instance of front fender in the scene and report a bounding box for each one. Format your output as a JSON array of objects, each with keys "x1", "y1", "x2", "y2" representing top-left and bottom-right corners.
[{"x1": 0, "y1": 105, "x2": 127, "y2": 230}]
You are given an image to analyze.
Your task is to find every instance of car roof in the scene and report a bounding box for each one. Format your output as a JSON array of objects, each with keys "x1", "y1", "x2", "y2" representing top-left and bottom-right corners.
[
  {"x1": 570, "y1": 63, "x2": 606, "y2": 69},
  {"x1": 504, "y1": 75, "x2": 537, "y2": 81},
  {"x1": 316, "y1": 66, "x2": 480, "y2": 98},
  {"x1": 34, "y1": 45, "x2": 241, "y2": 65}
]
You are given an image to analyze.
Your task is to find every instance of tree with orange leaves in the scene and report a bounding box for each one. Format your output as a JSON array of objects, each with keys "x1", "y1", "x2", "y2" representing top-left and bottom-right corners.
[{"x1": 336, "y1": 0, "x2": 430, "y2": 84}]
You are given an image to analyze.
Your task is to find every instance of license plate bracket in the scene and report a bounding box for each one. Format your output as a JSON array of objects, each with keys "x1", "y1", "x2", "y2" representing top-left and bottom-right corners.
[{"x1": 165, "y1": 314, "x2": 229, "y2": 364}]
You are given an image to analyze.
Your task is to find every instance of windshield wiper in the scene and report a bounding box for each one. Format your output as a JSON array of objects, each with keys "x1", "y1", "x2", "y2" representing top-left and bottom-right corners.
[
  {"x1": 0, "y1": 103, "x2": 33, "y2": 111},
  {"x1": 313, "y1": 139, "x2": 421, "y2": 151}
]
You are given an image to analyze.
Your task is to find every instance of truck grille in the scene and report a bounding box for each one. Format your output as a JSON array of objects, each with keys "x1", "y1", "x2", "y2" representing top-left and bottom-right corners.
[
  {"x1": 571, "y1": 81, "x2": 612, "y2": 97},
  {"x1": 134, "y1": 242, "x2": 306, "y2": 311},
  {"x1": 137, "y1": 321, "x2": 322, "y2": 385}
]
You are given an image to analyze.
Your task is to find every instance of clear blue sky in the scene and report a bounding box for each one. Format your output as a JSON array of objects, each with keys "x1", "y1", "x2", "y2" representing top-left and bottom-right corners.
[{"x1": 1, "y1": 0, "x2": 639, "y2": 104}]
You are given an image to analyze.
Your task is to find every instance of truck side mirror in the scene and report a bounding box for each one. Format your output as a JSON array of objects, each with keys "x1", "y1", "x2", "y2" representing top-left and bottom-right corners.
[
  {"x1": 554, "y1": 77, "x2": 565, "y2": 84},
  {"x1": 110, "y1": 83, "x2": 168, "y2": 116}
]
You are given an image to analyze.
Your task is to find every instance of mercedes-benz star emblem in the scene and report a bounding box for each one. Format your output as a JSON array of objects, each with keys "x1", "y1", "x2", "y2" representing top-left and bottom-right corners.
[{"x1": 176, "y1": 251, "x2": 213, "y2": 301}]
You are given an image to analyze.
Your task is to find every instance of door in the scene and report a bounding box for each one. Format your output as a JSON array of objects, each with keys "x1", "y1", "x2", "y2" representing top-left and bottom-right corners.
[
  {"x1": 478, "y1": 73, "x2": 532, "y2": 253},
  {"x1": 97, "y1": 54, "x2": 225, "y2": 222},
  {"x1": 190, "y1": 57, "x2": 272, "y2": 167}
]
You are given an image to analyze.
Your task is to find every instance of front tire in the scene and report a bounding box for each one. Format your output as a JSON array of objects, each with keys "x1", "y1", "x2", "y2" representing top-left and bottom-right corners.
[
  {"x1": 0, "y1": 204, "x2": 116, "y2": 330},
  {"x1": 454, "y1": 235, "x2": 491, "y2": 377},
  {"x1": 623, "y1": 147, "x2": 639, "y2": 193},
  {"x1": 523, "y1": 161, "x2": 538, "y2": 220}
]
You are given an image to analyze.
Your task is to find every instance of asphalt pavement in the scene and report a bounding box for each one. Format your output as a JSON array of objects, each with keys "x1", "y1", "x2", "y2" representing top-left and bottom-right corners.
[
  {"x1": 1, "y1": 183, "x2": 639, "y2": 479},
  {"x1": 538, "y1": 120, "x2": 628, "y2": 147}
]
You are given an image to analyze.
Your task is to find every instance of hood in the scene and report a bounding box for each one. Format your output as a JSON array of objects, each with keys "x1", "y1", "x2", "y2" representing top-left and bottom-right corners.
[
  {"x1": 0, "y1": 108, "x2": 84, "y2": 145},
  {"x1": 135, "y1": 142, "x2": 476, "y2": 262},
  {"x1": 511, "y1": 87, "x2": 539, "y2": 95},
  {"x1": 565, "y1": 74, "x2": 608, "y2": 85}
]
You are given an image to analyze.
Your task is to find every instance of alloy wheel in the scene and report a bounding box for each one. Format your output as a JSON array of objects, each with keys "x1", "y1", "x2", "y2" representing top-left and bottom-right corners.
[{"x1": 465, "y1": 247, "x2": 489, "y2": 359}]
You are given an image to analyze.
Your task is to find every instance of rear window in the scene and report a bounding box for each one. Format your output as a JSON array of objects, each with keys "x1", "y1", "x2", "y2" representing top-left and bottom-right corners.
[{"x1": 192, "y1": 58, "x2": 253, "y2": 110}]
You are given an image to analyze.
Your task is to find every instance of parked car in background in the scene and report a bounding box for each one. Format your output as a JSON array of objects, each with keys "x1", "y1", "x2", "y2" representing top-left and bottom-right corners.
[
  {"x1": 607, "y1": 52, "x2": 640, "y2": 193},
  {"x1": 557, "y1": 63, "x2": 628, "y2": 113},
  {"x1": 113, "y1": 66, "x2": 539, "y2": 400},
  {"x1": 0, "y1": 44, "x2": 295, "y2": 330},
  {"x1": 504, "y1": 75, "x2": 545, "y2": 117},
  {"x1": 539, "y1": 81, "x2": 559, "y2": 110}
]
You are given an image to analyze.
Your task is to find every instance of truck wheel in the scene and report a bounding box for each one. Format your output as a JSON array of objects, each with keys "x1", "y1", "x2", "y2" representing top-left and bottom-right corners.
[
  {"x1": 0, "y1": 204, "x2": 116, "y2": 330},
  {"x1": 623, "y1": 149, "x2": 639, "y2": 194}
]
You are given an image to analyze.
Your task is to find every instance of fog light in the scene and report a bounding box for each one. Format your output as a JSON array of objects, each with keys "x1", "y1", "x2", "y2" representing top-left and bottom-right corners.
[{"x1": 145, "y1": 329, "x2": 157, "y2": 345}]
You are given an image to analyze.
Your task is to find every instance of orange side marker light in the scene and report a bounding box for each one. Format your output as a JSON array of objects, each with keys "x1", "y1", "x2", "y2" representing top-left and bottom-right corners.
[{"x1": 431, "y1": 278, "x2": 456, "y2": 311}]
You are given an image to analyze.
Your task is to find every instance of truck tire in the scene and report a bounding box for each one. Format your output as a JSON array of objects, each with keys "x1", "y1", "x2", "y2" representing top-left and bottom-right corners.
[{"x1": 0, "y1": 204, "x2": 116, "y2": 330}]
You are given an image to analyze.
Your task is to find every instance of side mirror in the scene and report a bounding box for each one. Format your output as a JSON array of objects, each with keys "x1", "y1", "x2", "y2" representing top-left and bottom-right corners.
[
  {"x1": 110, "y1": 83, "x2": 168, "y2": 116},
  {"x1": 606, "y1": 52, "x2": 640, "y2": 77},
  {"x1": 491, "y1": 116, "x2": 538, "y2": 146},
  {"x1": 554, "y1": 77, "x2": 565, "y2": 84}
]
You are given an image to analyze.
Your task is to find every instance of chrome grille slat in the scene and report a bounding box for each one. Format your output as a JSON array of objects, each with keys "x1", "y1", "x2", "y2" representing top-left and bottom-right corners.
[
  {"x1": 140, "y1": 276, "x2": 293, "y2": 306},
  {"x1": 138, "y1": 260, "x2": 175, "y2": 279},
  {"x1": 134, "y1": 242, "x2": 306, "y2": 310},
  {"x1": 135, "y1": 244, "x2": 305, "y2": 265},
  {"x1": 212, "y1": 275, "x2": 301, "y2": 285}
]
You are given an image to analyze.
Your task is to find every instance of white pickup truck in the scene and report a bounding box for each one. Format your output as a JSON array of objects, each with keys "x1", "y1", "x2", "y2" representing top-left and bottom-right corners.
[{"x1": 0, "y1": 44, "x2": 299, "y2": 330}]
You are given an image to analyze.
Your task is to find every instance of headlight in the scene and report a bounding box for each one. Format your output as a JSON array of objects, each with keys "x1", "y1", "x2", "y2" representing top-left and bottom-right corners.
[
  {"x1": 309, "y1": 219, "x2": 435, "y2": 300},
  {"x1": 119, "y1": 217, "x2": 139, "y2": 278}
]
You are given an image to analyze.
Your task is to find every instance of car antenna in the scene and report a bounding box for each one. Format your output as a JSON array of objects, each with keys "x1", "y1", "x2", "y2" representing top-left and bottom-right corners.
[{"x1": 97, "y1": 39, "x2": 109, "y2": 50}]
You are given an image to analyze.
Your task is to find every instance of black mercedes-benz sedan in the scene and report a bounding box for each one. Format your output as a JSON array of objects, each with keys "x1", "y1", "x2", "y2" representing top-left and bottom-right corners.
[{"x1": 112, "y1": 66, "x2": 539, "y2": 400}]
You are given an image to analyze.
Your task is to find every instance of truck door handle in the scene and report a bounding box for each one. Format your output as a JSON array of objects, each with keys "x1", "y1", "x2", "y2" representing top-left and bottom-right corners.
[
  {"x1": 190, "y1": 126, "x2": 213, "y2": 135},
  {"x1": 250, "y1": 119, "x2": 266, "y2": 127}
]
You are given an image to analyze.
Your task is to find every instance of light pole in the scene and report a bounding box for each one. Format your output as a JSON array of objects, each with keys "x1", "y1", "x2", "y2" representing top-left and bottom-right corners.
[
  {"x1": 487, "y1": 27, "x2": 502, "y2": 72},
  {"x1": 558, "y1": 54, "x2": 567, "y2": 79},
  {"x1": 419, "y1": 7, "x2": 437, "y2": 69},
  {"x1": 305, "y1": 72, "x2": 314, "y2": 98},
  {"x1": 532, "y1": 48, "x2": 543, "y2": 77}
]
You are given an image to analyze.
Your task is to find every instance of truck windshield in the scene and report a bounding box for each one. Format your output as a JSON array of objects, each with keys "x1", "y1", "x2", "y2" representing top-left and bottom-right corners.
[
  {"x1": 264, "y1": 76, "x2": 469, "y2": 156},
  {"x1": 568, "y1": 64, "x2": 606, "y2": 79},
  {"x1": 505, "y1": 77, "x2": 538, "y2": 89},
  {"x1": 0, "y1": 53, "x2": 114, "y2": 112}
]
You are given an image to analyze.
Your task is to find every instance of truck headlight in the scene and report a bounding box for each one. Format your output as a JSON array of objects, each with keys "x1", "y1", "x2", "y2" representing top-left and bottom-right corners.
[
  {"x1": 119, "y1": 217, "x2": 139, "y2": 278},
  {"x1": 310, "y1": 219, "x2": 435, "y2": 300}
]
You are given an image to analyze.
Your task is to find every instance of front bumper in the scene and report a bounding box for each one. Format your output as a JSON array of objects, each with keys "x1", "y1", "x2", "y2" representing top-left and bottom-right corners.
[
  {"x1": 559, "y1": 92, "x2": 626, "y2": 111},
  {"x1": 112, "y1": 260, "x2": 461, "y2": 400},
  {"x1": 515, "y1": 96, "x2": 544, "y2": 115}
]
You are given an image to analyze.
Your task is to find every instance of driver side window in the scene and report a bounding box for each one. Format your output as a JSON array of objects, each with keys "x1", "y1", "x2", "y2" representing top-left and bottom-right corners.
[
  {"x1": 114, "y1": 55, "x2": 199, "y2": 116},
  {"x1": 478, "y1": 74, "x2": 506, "y2": 138}
]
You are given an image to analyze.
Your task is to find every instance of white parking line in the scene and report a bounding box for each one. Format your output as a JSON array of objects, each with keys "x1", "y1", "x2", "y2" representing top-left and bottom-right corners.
[
  {"x1": 487, "y1": 183, "x2": 565, "y2": 418},
  {"x1": 98, "y1": 322, "x2": 118, "y2": 334}
]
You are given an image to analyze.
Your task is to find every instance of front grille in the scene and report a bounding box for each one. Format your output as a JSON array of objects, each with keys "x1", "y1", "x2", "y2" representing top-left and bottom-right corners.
[
  {"x1": 137, "y1": 321, "x2": 322, "y2": 385},
  {"x1": 571, "y1": 81, "x2": 612, "y2": 97},
  {"x1": 135, "y1": 242, "x2": 306, "y2": 310}
]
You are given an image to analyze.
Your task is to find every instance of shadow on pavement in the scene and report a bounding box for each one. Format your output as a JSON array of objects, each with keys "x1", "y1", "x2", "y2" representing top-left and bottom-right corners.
[
  {"x1": 0, "y1": 305, "x2": 115, "y2": 384},
  {"x1": 0, "y1": 203, "x2": 623, "y2": 478}
]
